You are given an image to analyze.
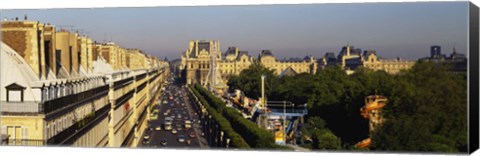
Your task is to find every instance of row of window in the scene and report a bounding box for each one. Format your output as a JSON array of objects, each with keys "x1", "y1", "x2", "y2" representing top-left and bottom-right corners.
[
  {"x1": 45, "y1": 104, "x2": 94, "y2": 139},
  {"x1": 73, "y1": 117, "x2": 108, "y2": 147},
  {"x1": 41, "y1": 78, "x2": 105, "y2": 102}
]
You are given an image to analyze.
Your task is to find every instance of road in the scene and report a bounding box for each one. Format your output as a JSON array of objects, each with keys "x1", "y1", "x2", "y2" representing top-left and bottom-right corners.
[{"x1": 138, "y1": 77, "x2": 207, "y2": 149}]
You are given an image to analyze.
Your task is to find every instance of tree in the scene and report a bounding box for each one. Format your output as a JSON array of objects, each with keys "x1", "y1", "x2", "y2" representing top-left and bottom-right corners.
[
  {"x1": 227, "y1": 62, "x2": 278, "y2": 99},
  {"x1": 313, "y1": 130, "x2": 342, "y2": 150},
  {"x1": 371, "y1": 62, "x2": 467, "y2": 152}
]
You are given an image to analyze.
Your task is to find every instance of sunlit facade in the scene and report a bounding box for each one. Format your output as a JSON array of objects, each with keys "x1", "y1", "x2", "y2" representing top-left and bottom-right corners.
[{"x1": 0, "y1": 19, "x2": 170, "y2": 147}]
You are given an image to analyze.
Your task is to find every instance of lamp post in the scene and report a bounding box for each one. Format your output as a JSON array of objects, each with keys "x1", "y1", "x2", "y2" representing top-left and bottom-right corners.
[
  {"x1": 226, "y1": 138, "x2": 231, "y2": 148},
  {"x1": 283, "y1": 100, "x2": 286, "y2": 145}
]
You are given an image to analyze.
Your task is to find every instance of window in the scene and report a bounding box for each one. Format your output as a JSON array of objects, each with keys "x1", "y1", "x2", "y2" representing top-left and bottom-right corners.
[{"x1": 5, "y1": 83, "x2": 25, "y2": 102}]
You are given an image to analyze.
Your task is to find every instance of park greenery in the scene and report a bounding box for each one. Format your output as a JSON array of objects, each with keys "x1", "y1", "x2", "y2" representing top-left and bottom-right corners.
[
  {"x1": 188, "y1": 86, "x2": 251, "y2": 148},
  {"x1": 191, "y1": 83, "x2": 292, "y2": 150},
  {"x1": 227, "y1": 61, "x2": 467, "y2": 152}
]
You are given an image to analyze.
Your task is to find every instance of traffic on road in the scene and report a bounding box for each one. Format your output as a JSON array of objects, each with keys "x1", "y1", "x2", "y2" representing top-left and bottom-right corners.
[{"x1": 138, "y1": 76, "x2": 206, "y2": 148}]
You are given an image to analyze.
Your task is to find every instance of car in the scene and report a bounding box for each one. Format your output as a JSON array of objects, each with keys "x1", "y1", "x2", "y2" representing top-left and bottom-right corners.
[
  {"x1": 178, "y1": 135, "x2": 185, "y2": 143},
  {"x1": 150, "y1": 114, "x2": 158, "y2": 120},
  {"x1": 176, "y1": 125, "x2": 183, "y2": 131},
  {"x1": 143, "y1": 134, "x2": 150, "y2": 140},
  {"x1": 189, "y1": 132, "x2": 196, "y2": 138},
  {"x1": 177, "y1": 114, "x2": 182, "y2": 119},
  {"x1": 184, "y1": 116, "x2": 189, "y2": 120},
  {"x1": 155, "y1": 126, "x2": 161, "y2": 131},
  {"x1": 163, "y1": 100, "x2": 168, "y2": 104},
  {"x1": 185, "y1": 120, "x2": 191, "y2": 129},
  {"x1": 142, "y1": 139, "x2": 150, "y2": 145},
  {"x1": 161, "y1": 138, "x2": 168, "y2": 146},
  {"x1": 171, "y1": 129, "x2": 177, "y2": 134}
]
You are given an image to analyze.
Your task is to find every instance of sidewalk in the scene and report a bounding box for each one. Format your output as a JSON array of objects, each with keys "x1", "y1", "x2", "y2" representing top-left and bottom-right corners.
[
  {"x1": 183, "y1": 90, "x2": 209, "y2": 149},
  {"x1": 285, "y1": 144, "x2": 311, "y2": 152}
]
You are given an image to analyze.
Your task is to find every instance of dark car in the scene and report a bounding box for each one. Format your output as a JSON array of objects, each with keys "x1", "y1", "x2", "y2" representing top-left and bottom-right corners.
[
  {"x1": 178, "y1": 135, "x2": 186, "y2": 143},
  {"x1": 189, "y1": 131, "x2": 196, "y2": 138},
  {"x1": 161, "y1": 138, "x2": 168, "y2": 146}
]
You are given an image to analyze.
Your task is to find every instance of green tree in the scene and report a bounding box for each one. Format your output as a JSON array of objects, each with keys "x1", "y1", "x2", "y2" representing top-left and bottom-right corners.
[
  {"x1": 227, "y1": 62, "x2": 277, "y2": 99},
  {"x1": 371, "y1": 61, "x2": 467, "y2": 152}
]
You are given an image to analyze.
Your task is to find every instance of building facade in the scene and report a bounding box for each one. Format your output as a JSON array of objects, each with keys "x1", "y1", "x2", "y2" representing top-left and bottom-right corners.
[
  {"x1": 258, "y1": 50, "x2": 317, "y2": 75},
  {"x1": 0, "y1": 19, "x2": 170, "y2": 147},
  {"x1": 180, "y1": 40, "x2": 317, "y2": 86},
  {"x1": 419, "y1": 45, "x2": 467, "y2": 73},
  {"x1": 320, "y1": 45, "x2": 416, "y2": 74}
]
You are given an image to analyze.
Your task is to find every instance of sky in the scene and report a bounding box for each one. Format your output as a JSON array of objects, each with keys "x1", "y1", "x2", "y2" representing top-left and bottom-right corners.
[{"x1": 0, "y1": 2, "x2": 469, "y2": 60}]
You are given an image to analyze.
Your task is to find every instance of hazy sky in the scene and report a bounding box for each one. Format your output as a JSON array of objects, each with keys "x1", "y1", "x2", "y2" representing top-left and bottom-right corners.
[{"x1": 0, "y1": 2, "x2": 469, "y2": 60}]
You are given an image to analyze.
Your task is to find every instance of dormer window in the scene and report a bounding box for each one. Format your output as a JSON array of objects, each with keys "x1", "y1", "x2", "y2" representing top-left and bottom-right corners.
[{"x1": 5, "y1": 83, "x2": 26, "y2": 102}]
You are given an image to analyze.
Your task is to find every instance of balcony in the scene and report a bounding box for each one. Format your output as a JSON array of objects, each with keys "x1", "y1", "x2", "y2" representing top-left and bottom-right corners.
[
  {"x1": 46, "y1": 104, "x2": 110, "y2": 145},
  {"x1": 1, "y1": 85, "x2": 109, "y2": 117},
  {"x1": 0, "y1": 101, "x2": 42, "y2": 114},
  {"x1": 43, "y1": 85, "x2": 109, "y2": 116},
  {"x1": 0, "y1": 139, "x2": 45, "y2": 146}
]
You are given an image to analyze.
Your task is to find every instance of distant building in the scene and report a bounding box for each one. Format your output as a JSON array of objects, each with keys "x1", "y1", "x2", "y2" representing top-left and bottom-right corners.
[
  {"x1": 180, "y1": 40, "x2": 317, "y2": 86},
  {"x1": 258, "y1": 50, "x2": 318, "y2": 75},
  {"x1": 1, "y1": 19, "x2": 170, "y2": 147},
  {"x1": 431, "y1": 45, "x2": 442, "y2": 58},
  {"x1": 219, "y1": 46, "x2": 254, "y2": 79},
  {"x1": 180, "y1": 40, "x2": 222, "y2": 85},
  {"x1": 320, "y1": 45, "x2": 415, "y2": 74},
  {"x1": 420, "y1": 45, "x2": 467, "y2": 72}
]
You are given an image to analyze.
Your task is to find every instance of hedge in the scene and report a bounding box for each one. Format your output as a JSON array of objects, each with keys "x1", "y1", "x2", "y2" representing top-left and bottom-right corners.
[
  {"x1": 189, "y1": 86, "x2": 250, "y2": 148},
  {"x1": 193, "y1": 84, "x2": 293, "y2": 150}
]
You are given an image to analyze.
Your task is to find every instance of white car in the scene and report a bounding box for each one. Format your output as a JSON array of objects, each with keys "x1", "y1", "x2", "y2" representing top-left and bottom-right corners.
[{"x1": 155, "y1": 126, "x2": 161, "y2": 131}]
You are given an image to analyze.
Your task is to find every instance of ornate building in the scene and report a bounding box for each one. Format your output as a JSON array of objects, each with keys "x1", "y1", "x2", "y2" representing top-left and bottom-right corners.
[
  {"x1": 219, "y1": 47, "x2": 254, "y2": 79},
  {"x1": 320, "y1": 45, "x2": 415, "y2": 74},
  {"x1": 180, "y1": 40, "x2": 223, "y2": 85},
  {"x1": 1, "y1": 19, "x2": 170, "y2": 147},
  {"x1": 258, "y1": 50, "x2": 318, "y2": 75},
  {"x1": 180, "y1": 40, "x2": 318, "y2": 86},
  {"x1": 419, "y1": 45, "x2": 467, "y2": 73}
]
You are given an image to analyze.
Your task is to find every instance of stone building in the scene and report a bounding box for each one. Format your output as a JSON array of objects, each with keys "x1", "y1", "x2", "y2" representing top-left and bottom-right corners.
[
  {"x1": 180, "y1": 40, "x2": 222, "y2": 85},
  {"x1": 320, "y1": 45, "x2": 415, "y2": 74},
  {"x1": 258, "y1": 50, "x2": 318, "y2": 75},
  {"x1": 419, "y1": 45, "x2": 467, "y2": 73},
  {"x1": 218, "y1": 47, "x2": 254, "y2": 80},
  {"x1": 0, "y1": 19, "x2": 170, "y2": 147},
  {"x1": 180, "y1": 40, "x2": 318, "y2": 86}
]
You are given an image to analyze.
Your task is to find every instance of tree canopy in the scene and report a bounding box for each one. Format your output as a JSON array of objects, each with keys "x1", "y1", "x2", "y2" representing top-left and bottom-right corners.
[{"x1": 227, "y1": 61, "x2": 467, "y2": 152}]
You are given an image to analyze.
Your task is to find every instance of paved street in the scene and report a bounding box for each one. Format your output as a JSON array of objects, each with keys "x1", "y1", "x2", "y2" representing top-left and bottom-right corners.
[{"x1": 138, "y1": 76, "x2": 207, "y2": 149}]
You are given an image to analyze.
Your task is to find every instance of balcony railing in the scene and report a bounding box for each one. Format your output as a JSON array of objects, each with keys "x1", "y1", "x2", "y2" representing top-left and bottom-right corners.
[
  {"x1": 43, "y1": 85, "x2": 109, "y2": 115},
  {"x1": 0, "y1": 101, "x2": 42, "y2": 113},
  {"x1": 47, "y1": 104, "x2": 110, "y2": 145},
  {"x1": 1, "y1": 139, "x2": 45, "y2": 146}
]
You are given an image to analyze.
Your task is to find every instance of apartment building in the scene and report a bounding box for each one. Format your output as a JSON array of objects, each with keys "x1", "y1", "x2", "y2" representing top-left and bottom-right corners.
[{"x1": 0, "y1": 19, "x2": 170, "y2": 147}]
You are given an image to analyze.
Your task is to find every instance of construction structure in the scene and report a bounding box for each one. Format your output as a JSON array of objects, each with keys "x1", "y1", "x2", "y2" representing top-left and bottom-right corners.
[
  {"x1": 203, "y1": 40, "x2": 228, "y2": 94},
  {"x1": 355, "y1": 94, "x2": 388, "y2": 148}
]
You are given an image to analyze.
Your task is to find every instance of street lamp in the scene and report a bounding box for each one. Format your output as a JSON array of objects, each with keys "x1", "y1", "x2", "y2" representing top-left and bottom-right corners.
[{"x1": 226, "y1": 138, "x2": 231, "y2": 148}]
